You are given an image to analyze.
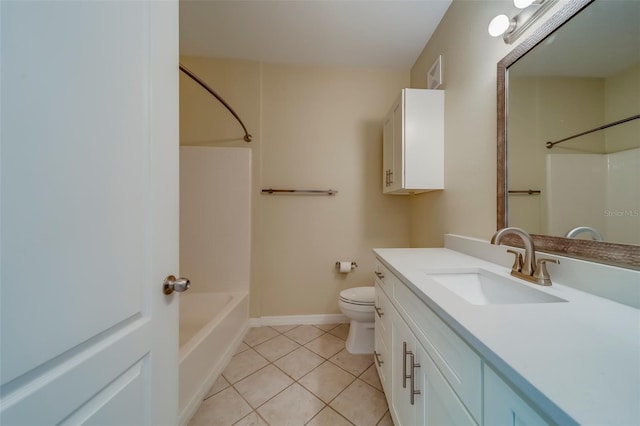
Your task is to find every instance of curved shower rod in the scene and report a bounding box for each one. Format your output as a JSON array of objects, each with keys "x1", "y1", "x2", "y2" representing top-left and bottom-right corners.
[{"x1": 179, "y1": 63, "x2": 253, "y2": 143}]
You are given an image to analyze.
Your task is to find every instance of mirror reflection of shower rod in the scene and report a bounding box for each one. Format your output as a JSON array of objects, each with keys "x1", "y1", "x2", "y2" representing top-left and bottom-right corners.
[
  {"x1": 179, "y1": 63, "x2": 253, "y2": 143},
  {"x1": 546, "y1": 114, "x2": 639, "y2": 149}
]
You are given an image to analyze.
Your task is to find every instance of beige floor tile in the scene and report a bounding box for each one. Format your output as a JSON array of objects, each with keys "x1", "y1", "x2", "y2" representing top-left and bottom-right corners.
[
  {"x1": 270, "y1": 324, "x2": 298, "y2": 333},
  {"x1": 313, "y1": 323, "x2": 340, "y2": 332},
  {"x1": 204, "y1": 374, "x2": 230, "y2": 399},
  {"x1": 234, "y1": 365, "x2": 294, "y2": 408},
  {"x1": 285, "y1": 325, "x2": 326, "y2": 345},
  {"x1": 188, "y1": 387, "x2": 252, "y2": 426},
  {"x1": 253, "y1": 334, "x2": 300, "y2": 362},
  {"x1": 233, "y1": 412, "x2": 269, "y2": 426},
  {"x1": 257, "y1": 383, "x2": 325, "y2": 426},
  {"x1": 329, "y1": 349, "x2": 374, "y2": 376},
  {"x1": 234, "y1": 342, "x2": 251, "y2": 355},
  {"x1": 328, "y1": 324, "x2": 350, "y2": 340},
  {"x1": 304, "y1": 333, "x2": 345, "y2": 359},
  {"x1": 359, "y1": 364, "x2": 382, "y2": 391},
  {"x1": 306, "y1": 407, "x2": 354, "y2": 426},
  {"x1": 273, "y1": 347, "x2": 325, "y2": 380},
  {"x1": 223, "y1": 349, "x2": 269, "y2": 384},
  {"x1": 244, "y1": 326, "x2": 280, "y2": 347},
  {"x1": 330, "y1": 379, "x2": 388, "y2": 426},
  {"x1": 376, "y1": 410, "x2": 393, "y2": 426},
  {"x1": 298, "y1": 361, "x2": 356, "y2": 403}
]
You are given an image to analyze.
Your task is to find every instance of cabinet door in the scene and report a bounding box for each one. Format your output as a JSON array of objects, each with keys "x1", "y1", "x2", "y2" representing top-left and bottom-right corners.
[
  {"x1": 415, "y1": 344, "x2": 477, "y2": 426},
  {"x1": 392, "y1": 314, "x2": 416, "y2": 426},
  {"x1": 390, "y1": 100, "x2": 403, "y2": 192},
  {"x1": 484, "y1": 366, "x2": 550, "y2": 426},
  {"x1": 382, "y1": 113, "x2": 394, "y2": 192}
]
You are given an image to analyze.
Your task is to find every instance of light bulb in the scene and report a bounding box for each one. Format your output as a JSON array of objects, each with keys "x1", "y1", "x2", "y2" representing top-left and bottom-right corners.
[
  {"x1": 514, "y1": 0, "x2": 535, "y2": 8},
  {"x1": 488, "y1": 15, "x2": 511, "y2": 37}
]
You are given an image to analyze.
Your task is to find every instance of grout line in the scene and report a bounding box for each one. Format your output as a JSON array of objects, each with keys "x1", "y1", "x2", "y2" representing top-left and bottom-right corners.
[{"x1": 209, "y1": 324, "x2": 386, "y2": 426}]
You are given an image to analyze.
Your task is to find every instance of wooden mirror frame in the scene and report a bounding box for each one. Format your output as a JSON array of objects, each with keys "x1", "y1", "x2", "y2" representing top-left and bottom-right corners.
[{"x1": 496, "y1": 0, "x2": 640, "y2": 269}]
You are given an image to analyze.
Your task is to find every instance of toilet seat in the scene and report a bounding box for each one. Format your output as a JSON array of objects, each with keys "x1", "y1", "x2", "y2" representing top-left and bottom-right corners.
[{"x1": 339, "y1": 286, "x2": 375, "y2": 306}]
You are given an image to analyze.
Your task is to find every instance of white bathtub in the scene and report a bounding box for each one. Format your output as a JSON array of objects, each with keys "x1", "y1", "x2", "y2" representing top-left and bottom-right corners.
[{"x1": 178, "y1": 291, "x2": 249, "y2": 425}]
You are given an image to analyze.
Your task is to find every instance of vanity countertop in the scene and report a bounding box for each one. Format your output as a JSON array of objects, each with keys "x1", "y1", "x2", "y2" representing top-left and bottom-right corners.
[{"x1": 373, "y1": 247, "x2": 640, "y2": 426}]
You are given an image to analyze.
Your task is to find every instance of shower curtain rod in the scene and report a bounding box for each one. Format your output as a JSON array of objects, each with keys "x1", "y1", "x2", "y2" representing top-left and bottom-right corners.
[
  {"x1": 179, "y1": 63, "x2": 253, "y2": 143},
  {"x1": 545, "y1": 113, "x2": 639, "y2": 149}
]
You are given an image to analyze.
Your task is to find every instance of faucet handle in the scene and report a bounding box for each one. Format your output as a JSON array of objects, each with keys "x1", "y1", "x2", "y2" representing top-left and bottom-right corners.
[
  {"x1": 533, "y1": 258, "x2": 559, "y2": 286},
  {"x1": 506, "y1": 249, "x2": 523, "y2": 272}
]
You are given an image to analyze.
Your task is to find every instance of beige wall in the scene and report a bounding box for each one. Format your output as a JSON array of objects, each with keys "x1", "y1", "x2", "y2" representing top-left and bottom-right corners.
[
  {"x1": 180, "y1": 57, "x2": 409, "y2": 317},
  {"x1": 407, "y1": 0, "x2": 567, "y2": 247},
  {"x1": 605, "y1": 63, "x2": 640, "y2": 153}
]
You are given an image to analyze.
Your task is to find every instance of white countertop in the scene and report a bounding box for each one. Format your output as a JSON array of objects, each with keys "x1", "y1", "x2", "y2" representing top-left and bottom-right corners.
[{"x1": 373, "y1": 247, "x2": 640, "y2": 426}]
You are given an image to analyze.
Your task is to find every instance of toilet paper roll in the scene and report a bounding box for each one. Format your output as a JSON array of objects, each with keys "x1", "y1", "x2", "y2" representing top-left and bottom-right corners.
[{"x1": 339, "y1": 261, "x2": 352, "y2": 273}]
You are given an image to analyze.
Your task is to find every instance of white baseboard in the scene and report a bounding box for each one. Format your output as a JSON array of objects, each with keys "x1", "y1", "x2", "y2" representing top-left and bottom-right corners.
[{"x1": 249, "y1": 314, "x2": 349, "y2": 328}]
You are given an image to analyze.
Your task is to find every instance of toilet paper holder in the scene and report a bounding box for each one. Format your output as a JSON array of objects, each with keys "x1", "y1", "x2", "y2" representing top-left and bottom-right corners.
[{"x1": 335, "y1": 261, "x2": 358, "y2": 271}]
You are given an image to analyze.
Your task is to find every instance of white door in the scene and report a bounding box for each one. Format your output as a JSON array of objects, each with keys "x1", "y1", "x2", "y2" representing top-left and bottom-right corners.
[{"x1": 1, "y1": 1, "x2": 179, "y2": 424}]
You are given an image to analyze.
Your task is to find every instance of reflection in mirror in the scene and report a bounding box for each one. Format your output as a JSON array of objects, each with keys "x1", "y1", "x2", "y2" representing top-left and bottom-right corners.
[
  {"x1": 507, "y1": 0, "x2": 640, "y2": 246},
  {"x1": 497, "y1": 0, "x2": 640, "y2": 268}
]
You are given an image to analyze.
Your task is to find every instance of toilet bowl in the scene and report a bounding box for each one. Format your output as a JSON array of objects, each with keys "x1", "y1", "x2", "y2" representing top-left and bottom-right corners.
[{"x1": 338, "y1": 286, "x2": 375, "y2": 354}]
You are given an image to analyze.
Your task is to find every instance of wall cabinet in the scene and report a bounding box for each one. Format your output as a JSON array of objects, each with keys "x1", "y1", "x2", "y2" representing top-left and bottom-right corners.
[
  {"x1": 382, "y1": 89, "x2": 444, "y2": 194},
  {"x1": 374, "y1": 258, "x2": 551, "y2": 426}
]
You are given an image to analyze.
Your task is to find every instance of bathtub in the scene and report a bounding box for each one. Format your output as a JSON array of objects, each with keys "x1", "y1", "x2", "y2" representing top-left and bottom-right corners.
[{"x1": 178, "y1": 291, "x2": 249, "y2": 425}]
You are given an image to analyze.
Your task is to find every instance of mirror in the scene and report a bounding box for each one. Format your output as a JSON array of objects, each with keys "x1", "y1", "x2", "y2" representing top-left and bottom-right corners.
[{"x1": 497, "y1": 0, "x2": 640, "y2": 269}]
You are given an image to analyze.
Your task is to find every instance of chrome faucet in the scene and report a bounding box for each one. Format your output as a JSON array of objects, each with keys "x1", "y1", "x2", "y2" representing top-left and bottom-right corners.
[{"x1": 491, "y1": 227, "x2": 559, "y2": 286}]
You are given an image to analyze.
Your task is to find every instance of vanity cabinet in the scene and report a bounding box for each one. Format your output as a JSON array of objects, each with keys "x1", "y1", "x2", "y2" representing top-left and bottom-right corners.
[
  {"x1": 484, "y1": 366, "x2": 551, "y2": 426},
  {"x1": 382, "y1": 88, "x2": 444, "y2": 194},
  {"x1": 375, "y1": 258, "x2": 550, "y2": 426},
  {"x1": 375, "y1": 261, "x2": 477, "y2": 426}
]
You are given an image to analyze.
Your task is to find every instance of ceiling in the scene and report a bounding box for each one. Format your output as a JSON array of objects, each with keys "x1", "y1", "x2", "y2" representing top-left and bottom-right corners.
[
  {"x1": 179, "y1": 0, "x2": 452, "y2": 70},
  {"x1": 510, "y1": 0, "x2": 640, "y2": 78}
]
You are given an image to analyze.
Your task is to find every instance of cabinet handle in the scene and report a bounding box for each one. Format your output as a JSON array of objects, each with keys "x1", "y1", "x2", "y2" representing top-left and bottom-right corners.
[
  {"x1": 375, "y1": 306, "x2": 384, "y2": 318},
  {"x1": 373, "y1": 350, "x2": 384, "y2": 367},
  {"x1": 375, "y1": 271, "x2": 385, "y2": 280},
  {"x1": 403, "y1": 341, "x2": 410, "y2": 389},
  {"x1": 385, "y1": 169, "x2": 390, "y2": 187},
  {"x1": 389, "y1": 170, "x2": 393, "y2": 184},
  {"x1": 409, "y1": 352, "x2": 421, "y2": 406}
]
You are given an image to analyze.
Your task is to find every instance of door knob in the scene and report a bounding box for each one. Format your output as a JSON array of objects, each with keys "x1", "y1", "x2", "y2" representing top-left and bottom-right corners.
[{"x1": 163, "y1": 275, "x2": 190, "y2": 295}]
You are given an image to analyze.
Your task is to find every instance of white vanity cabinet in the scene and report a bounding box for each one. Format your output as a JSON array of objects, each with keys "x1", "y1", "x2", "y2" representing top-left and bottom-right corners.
[
  {"x1": 374, "y1": 257, "x2": 556, "y2": 426},
  {"x1": 484, "y1": 366, "x2": 551, "y2": 426},
  {"x1": 382, "y1": 88, "x2": 444, "y2": 194},
  {"x1": 375, "y1": 260, "x2": 478, "y2": 426}
]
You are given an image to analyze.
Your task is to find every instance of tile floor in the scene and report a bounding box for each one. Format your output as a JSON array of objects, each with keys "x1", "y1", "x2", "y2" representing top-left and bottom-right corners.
[{"x1": 188, "y1": 324, "x2": 393, "y2": 426}]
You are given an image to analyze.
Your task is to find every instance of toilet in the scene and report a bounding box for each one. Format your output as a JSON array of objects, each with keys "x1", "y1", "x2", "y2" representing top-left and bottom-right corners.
[{"x1": 338, "y1": 286, "x2": 375, "y2": 354}]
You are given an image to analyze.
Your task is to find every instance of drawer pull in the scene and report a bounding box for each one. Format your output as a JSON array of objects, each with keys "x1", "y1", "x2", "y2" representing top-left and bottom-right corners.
[
  {"x1": 375, "y1": 306, "x2": 384, "y2": 318},
  {"x1": 375, "y1": 271, "x2": 385, "y2": 280},
  {"x1": 409, "y1": 352, "x2": 421, "y2": 405},
  {"x1": 373, "y1": 351, "x2": 384, "y2": 367}
]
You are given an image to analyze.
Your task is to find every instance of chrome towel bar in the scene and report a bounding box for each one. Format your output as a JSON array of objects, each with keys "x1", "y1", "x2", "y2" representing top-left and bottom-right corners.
[{"x1": 261, "y1": 189, "x2": 338, "y2": 195}]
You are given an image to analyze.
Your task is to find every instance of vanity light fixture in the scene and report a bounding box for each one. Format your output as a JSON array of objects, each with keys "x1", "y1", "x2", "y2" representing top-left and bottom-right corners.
[{"x1": 488, "y1": 0, "x2": 558, "y2": 44}]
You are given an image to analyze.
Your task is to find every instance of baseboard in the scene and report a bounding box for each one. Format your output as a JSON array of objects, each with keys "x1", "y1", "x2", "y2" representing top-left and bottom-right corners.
[{"x1": 249, "y1": 313, "x2": 349, "y2": 328}]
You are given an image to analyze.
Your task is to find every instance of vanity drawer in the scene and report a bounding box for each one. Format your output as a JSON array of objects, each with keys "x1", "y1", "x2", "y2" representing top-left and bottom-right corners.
[
  {"x1": 374, "y1": 261, "x2": 395, "y2": 297},
  {"x1": 374, "y1": 283, "x2": 392, "y2": 346},
  {"x1": 395, "y1": 281, "x2": 482, "y2": 423}
]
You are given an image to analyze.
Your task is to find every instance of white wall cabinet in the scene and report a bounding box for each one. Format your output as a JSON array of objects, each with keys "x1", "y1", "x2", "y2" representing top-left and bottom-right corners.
[
  {"x1": 382, "y1": 89, "x2": 444, "y2": 194},
  {"x1": 374, "y1": 258, "x2": 550, "y2": 426}
]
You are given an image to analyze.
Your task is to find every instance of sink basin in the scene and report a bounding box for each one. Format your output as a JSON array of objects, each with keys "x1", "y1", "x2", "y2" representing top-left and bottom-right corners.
[{"x1": 424, "y1": 269, "x2": 568, "y2": 305}]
